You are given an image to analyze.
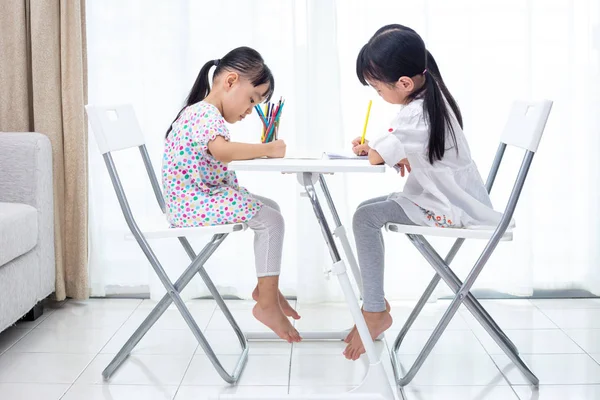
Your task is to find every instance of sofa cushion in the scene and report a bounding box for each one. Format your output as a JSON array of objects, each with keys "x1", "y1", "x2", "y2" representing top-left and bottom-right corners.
[{"x1": 0, "y1": 202, "x2": 38, "y2": 265}]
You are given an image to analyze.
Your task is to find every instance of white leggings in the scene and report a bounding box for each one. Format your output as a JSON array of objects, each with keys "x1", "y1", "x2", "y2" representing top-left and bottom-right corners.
[{"x1": 246, "y1": 194, "x2": 285, "y2": 277}]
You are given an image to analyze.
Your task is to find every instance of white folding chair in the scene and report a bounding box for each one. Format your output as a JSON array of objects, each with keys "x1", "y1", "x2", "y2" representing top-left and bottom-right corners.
[
  {"x1": 86, "y1": 104, "x2": 250, "y2": 384},
  {"x1": 385, "y1": 100, "x2": 553, "y2": 387}
]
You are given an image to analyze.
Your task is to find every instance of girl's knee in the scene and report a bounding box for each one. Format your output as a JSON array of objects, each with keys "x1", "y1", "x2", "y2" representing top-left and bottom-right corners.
[
  {"x1": 259, "y1": 196, "x2": 281, "y2": 212},
  {"x1": 269, "y1": 209, "x2": 285, "y2": 233},
  {"x1": 353, "y1": 206, "x2": 369, "y2": 231}
]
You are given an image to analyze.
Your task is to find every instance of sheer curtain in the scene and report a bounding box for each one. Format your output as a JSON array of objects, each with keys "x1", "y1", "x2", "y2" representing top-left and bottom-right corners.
[{"x1": 86, "y1": 0, "x2": 600, "y2": 302}]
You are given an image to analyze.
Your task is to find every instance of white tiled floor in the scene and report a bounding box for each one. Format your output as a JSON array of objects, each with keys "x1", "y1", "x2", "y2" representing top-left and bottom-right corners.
[{"x1": 1, "y1": 298, "x2": 600, "y2": 399}]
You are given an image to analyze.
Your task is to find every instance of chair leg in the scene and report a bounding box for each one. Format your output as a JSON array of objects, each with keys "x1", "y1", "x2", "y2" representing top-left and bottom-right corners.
[
  {"x1": 178, "y1": 236, "x2": 247, "y2": 349},
  {"x1": 391, "y1": 234, "x2": 539, "y2": 387},
  {"x1": 390, "y1": 238, "x2": 463, "y2": 383},
  {"x1": 399, "y1": 286, "x2": 468, "y2": 386},
  {"x1": 103, "y1": 234, "x2": 249, "y2": 384},
  {"x1": 392, "y1": 237, "x2": 464, "y2": 354},
  {"x1": 416, "y1": 238, "x2": 519, "y2": 354}
]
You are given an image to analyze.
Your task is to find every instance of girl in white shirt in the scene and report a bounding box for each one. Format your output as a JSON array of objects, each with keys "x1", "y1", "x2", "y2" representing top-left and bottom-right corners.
[{"x1": 343, "y1": 26, "x2": 504, "y2": 360}]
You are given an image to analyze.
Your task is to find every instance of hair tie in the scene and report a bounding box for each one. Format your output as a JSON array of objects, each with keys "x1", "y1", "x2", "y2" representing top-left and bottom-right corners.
[
  {"x1": 214, "y1": 59, "x2": 221, "y2": 67},
  {"x1": 422, "y1": 69, "x2": 427, "y2": 75}
]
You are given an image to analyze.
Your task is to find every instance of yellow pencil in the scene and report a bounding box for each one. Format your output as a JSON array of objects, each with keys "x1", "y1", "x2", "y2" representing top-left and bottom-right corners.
[{"x1": 360, "y1": 100, "x2": 372, "y2": 144}]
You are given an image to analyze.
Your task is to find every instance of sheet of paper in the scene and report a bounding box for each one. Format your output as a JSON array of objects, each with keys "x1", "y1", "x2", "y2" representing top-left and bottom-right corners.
[{"x1": 323, "y1": 151, "x2": 368, "y2": 160}]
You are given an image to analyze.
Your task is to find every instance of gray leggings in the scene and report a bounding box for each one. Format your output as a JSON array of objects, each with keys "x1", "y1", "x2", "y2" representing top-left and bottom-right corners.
[
  {"x1": 246, "y1": 194, "x2": 284, "y2": 277},
  {"x1": 353, "y1": 196, "x2": 415, "y2": 312}
]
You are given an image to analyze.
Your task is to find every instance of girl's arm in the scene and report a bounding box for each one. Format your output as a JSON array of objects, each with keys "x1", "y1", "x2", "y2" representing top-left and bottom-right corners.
[
  {"x1": 367, "y1": 148, "x2": 385, "y2": 165},
  {"x1": 208, "y1": 136, "x2": 286, "y2": 163}
]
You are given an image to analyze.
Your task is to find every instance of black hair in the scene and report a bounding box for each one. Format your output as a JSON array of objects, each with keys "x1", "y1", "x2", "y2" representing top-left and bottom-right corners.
[
  {"x1": 166, "y1": 46, "x2": 274, "y2": 137},
  {"x1": 372, "y1": 24, "x2": 462, "y2": 128},
  {"x1": 357, "y1": 27, "x2": 460, "y2": 163}
]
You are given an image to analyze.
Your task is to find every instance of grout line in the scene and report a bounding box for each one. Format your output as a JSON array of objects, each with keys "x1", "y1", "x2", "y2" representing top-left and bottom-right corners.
[
  {"x1": 288, "y1": 299, "x2": 297, "y2": 394},
  {"x1": 0, "y1": 299, "x2": 72, "y2": 356},
  {"x1": 58, "y1": 299, "x2": 144, "y2": 400},
  {"x1": 534, "y1": 306, "x2": 600, "y2": 368},
  {"x1": 174, "y1": 345, "x2": 198, "y2": 400}
]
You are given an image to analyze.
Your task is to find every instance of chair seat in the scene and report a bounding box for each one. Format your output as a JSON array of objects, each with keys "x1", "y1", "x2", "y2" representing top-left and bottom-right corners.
[
  {"x1": 385, "y1": 222, "x2": 513, "y2": 241},
  {"x1": 126, "y1": 215, "x2": 247, "y2": 240}
]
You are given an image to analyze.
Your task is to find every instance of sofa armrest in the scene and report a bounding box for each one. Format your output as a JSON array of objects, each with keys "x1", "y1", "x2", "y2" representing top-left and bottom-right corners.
[
  {"x1": 0, "y1": 132, "x2": 55, "y2": 297},
  {"x1": 0, "y1": 132, "x2": 53, "y2": 209}
]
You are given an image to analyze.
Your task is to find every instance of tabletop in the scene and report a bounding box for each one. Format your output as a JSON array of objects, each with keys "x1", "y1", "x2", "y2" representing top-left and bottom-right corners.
[{"x1": 229, "y1": 157, "x2": 386, "y2": 174}]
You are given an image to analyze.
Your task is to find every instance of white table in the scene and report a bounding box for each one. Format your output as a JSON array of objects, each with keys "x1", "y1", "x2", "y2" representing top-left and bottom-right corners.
[{"x1": 219, "y1": 158, "x2": 394, "y2": 400}]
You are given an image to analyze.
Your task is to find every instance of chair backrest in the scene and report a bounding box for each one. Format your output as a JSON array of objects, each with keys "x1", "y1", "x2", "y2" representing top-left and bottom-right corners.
[
  {"x1": 499, "y1": 100, "x2": 553, "y2": 153},
  {"x1": 484, "y1": 100, "x2": 553, "y2": 238},
  {"x1": 86, "y1": 104, "x2": 146, "y2": 154},
  {"x1": 85, "y1": 104, "x2": 166, "y2": 214}
]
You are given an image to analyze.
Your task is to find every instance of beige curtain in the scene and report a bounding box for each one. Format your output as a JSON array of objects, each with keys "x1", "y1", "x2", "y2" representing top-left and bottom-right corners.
[{"x1": 0, "y1": 0, "x2": 88, "y2": 300}]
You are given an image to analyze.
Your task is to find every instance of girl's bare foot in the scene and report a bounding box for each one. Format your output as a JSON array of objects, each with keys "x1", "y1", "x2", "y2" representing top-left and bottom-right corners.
[
  {"x1": 252, "y1": 303, "x2": 302, "y2": 343},
  {"x1": 344, "y1": 300, "x2": 390, "y2": 343},
  {"x1": 253, "y1": 286, "x2": 301, "y2": 320},
  {"x1": 343, "y1": 309, "x2": 393, "y2": 361}
]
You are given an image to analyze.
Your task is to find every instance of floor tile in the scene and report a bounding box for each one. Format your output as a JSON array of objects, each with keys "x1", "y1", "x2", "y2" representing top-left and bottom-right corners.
[
  {"x1": 530, "y1": 298, "x2": 600, "y2": 309},
  {"x1": 395, "y1": 353, "x2": 509, "y2": 386},
  {"x1": 293, "y1": 338, "x2": 386, "y2": 356},
  {"x1": 401, "y1": 385, "x2": 519, "y2": 400},
  {"x1": 0, "y1": 327, "x2": 32, "y2": 354},
  {"x1": 512, "y1": 384, "x2": 600, "y2": 400},
  {"x1": 15, "y1": 300, "x2": 65, "y2": 329},
  {"x1": 65, "y1": 298, "x2": 142, "y2": 310},
  {"x1": 391, "y1": 307, "x2": 471, "y2": 331},
  {"x1": 0, "y1": 352, "x2": 94, "y2": 383},
  {"x1": 123, "y1": 307, "x2": 215, "y2": 331},
  {"x1": 460, "y1": 305, "x2": 557, "y2": 330},
  {"x1": 137, "y1": 299, "x2": 217, "y2": 311},
  {"x1": 290, "y1": 354, "x2": 379, "y2": 386},
  {"x1": 540, "y1": 309, "x2": 600, "y2": 329},
  {"x1": 284, "y1": 303, "x2": 355, "y2": 332},
  {"x1": 102, "y1": 327, "x2": 199, "y2": 355},
  {"x1": 564, "y1": 329, "x2": 600, "y2": 353},
  {"x1": 182, "y1": 354, "x2": 290, "y2": 386},
  {"x1": 62, "y1": 384, "x2": 177, "y2": 400},
  {"x1": 36, "y1": 307, "x2": 134, "y2": 331},
  {"x1": 76, "y1": 354, "x2": 192, "y2": 386},
  {"x1": 9, "y1": 326, "x2": 115, "y2": 354},
  {"x1": 0, "y1": 383, "x2": 69, "y2": 400},
  {"x1": 196, "y1": 329, "x2": 292, "y2": 356},
  {"x1": 385, "y1": 329, "x2": 487, "y2": 355},
  {"x1": 492, "y1": 353, "x2": 600, "y2": 385},
  {"x1": 175, "y1": 385, "x2": 288, "y2": 399},
  {"x1": 289, "y1": 385, "x2": 401, "y2": 399},
  {"x1": 206, "y1": 309, "x2": 273, "y2": 332},
  {"x1": 472, "y1": 328, "x2": 583, "y2": 354}
]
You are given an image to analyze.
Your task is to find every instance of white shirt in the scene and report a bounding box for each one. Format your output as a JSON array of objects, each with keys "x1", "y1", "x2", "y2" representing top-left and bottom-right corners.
[{"x1": 370, "y1": 98, "x2": 505, "y2": 229}]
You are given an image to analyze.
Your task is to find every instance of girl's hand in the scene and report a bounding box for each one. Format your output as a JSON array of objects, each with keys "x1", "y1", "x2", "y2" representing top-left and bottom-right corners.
[
  {"x1": 353, "y1": 144, "x2": 370, "y2": 156},
  {"x1": 397, "y1": 158, "x2": 411, "y2": 177},
  {"x1": 266, "y1": 139, "x2": 287, "y2": 158},
  {"x1": 351, "y1": 137, "x2": 370, "y2": 155},
  {"x1": 351, "y1": 136, "x2": 368, "y2": 147}
]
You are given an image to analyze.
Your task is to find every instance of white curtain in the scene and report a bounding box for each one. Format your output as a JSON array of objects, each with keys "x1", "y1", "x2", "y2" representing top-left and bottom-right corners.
[{"x1": 86, "y1": 0, "x2": 600, "y2": 302}]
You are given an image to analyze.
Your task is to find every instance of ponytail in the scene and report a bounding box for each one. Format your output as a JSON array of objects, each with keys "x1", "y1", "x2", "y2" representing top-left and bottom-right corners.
[
  {"x1": 425, "y1": 50, "x2": 463, "y2": 129},
  {"x1": 421, "y1": 70, "x2": 457, "y2": 164},
  {"x1": 165, "y1": 59, "x2": 219, "y2": 137}
]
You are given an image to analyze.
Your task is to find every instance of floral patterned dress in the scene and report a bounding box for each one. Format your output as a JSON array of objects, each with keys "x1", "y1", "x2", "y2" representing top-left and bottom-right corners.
[{"x1": 162, "y1": 101, "x2": 262, "y2": 227}]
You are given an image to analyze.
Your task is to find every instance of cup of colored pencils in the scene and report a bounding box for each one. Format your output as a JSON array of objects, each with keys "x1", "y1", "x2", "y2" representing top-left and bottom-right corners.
[{"x1": 255, "y1": 98, "x2": 285, "y2": 143}]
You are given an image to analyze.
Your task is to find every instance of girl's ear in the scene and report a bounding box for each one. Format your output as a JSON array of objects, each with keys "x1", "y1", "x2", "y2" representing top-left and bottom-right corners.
[
  {"x1": 396, "y1": 76, "x2": 415, "y2": 92},
  {"x1": 224, "y1": 72, "x2": 239, "y2": 90}
]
